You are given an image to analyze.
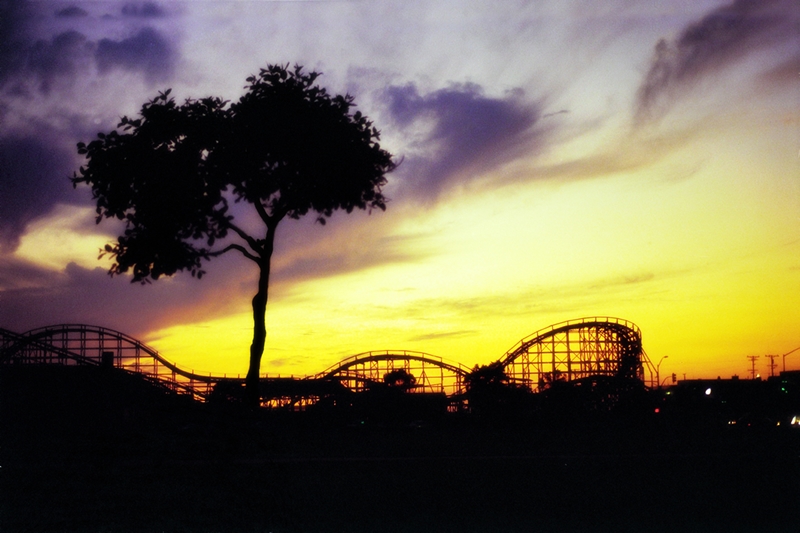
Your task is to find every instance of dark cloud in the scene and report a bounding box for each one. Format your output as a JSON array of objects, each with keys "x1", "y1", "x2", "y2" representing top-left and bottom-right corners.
[
  {"x1": 55, "y1": 6, "x2": 88, "y2": 18},
  {"x1": 383, "y1": 82, "x2": 542, "y2": 202},
  {"x1": 0, "y1": 135, "x2": 74, "y2": 251},
  {"x1": 0, "y1": 259, "x2": 250, "y2": 339},
  {"x1": 0, "y1": 3, "x2": 90, "y2": 93},
  {"x1": 0, "y1": 0, "x2": 175, "y2": 93},
  {"x1": 0, "y1": 254, "x2": 55, "y2": 291},
  {"x1": 0, "y1": 0, "x2": 34, "y2": 85},
  {"x1": 121, "y1": 2, "x2": 166, "y2": 18},
  {"x1": 636, "y1": 0, "x2": 799, "y2": 124},
  {"x1": 27, "y1": 30, "x2": 94, "y2": 93},
  {"x1": 0, "y1": 17, "x2": 173, "y2": 252},
  {"x1": 95, "y1": 27, "x2": 175, "y2": 82}
]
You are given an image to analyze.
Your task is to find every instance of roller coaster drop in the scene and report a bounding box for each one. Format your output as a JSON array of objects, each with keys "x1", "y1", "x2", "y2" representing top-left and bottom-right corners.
[{"x1": 0, "y1": 317, "x2": 655, "y2": 409}]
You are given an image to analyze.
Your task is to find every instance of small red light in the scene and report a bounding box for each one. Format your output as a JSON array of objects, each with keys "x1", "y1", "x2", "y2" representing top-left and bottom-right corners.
[{"x1": 654, "y1": 408, "x2": 660, "y2": 413}]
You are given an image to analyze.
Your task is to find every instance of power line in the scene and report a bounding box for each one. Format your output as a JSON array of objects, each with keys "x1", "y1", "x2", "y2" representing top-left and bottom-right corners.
[{"x1": 765, "y1": 354, "x2": 778, "y2": 378}]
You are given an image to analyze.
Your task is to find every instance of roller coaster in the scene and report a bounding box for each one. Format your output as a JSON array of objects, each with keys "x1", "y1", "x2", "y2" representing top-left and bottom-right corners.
[
  {"x1": 501, "y1": 317, "x2": 649, "y2": 388},
  {"x1": 0, "y1": 317, "x2": 654, "y2": 409}
]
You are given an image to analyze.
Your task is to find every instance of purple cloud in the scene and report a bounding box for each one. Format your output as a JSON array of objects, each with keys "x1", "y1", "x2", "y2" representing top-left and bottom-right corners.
[
  {"x1": 0, "y1": 22, "x2": 177, "y2": 251},
  {"x1": 636, "y1": 0, "x2": 798, "y2": 123},
  {"x1": 121, "y1": 2, "x2": 166, "y2": 18},
  {"x1": 757, "y1": 55, "x2": 800, "y2": 88},
  {"x1": 55, "y1": 6, "x2": 88, "y2": 18},
  {"x1": 0, "y1": 136, "x2": 75, "y2": 251},
  {"x1": 1, "y1": 1, "x2": 176, "y2": 92},
  {"x1": 384, "y1": 82, "x2": 542, "y2": 202},
  {"x1": 0, "y1": 259, "x2": 251, "y2": 339},
  {"x1": 27, "y1": 30, "x2": 94, "y2": 94},
  {"x1": 0, "y1": 2, "x2": 92, "y2": 92},
  {"x1": 95, "y1": 27, "x2": 175, "y2": 82},
  {"x1": 0, "y1": 0, "x2": 33, "y2": 85}
]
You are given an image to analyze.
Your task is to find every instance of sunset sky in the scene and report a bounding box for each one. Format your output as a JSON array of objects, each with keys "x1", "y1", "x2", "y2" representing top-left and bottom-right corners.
[{"x1": 1, "y1": 0, "x2": 798, "y2": 381}]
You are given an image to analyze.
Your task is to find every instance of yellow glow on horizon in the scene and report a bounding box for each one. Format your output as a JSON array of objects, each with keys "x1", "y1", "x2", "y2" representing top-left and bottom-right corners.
[
  {"x1": 137, "y1": 99, "x2": 799, "y2": 382},
  {"x1": 143, "y1": 161, "x2": 799, "y2": 381},
  {"x1": 145, "y1": 316, "x2": 255, "y2": 377}
]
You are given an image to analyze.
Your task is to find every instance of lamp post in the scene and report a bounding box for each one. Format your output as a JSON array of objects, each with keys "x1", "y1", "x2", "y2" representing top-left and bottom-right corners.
[
  {"x1": 656, "y1": 356, "x2": 668, "y2": 389},
  {"x1": 782, "y1": 346, "x2": 800, "y2": 373}
]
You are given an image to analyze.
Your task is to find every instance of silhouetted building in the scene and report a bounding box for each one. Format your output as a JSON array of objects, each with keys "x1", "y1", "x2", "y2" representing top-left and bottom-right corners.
[{"x1": 656, "y1": 374, "x2": 800, "y2": 428}]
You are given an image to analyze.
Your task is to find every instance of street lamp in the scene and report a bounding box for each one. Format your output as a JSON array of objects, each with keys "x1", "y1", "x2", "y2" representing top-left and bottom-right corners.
[
  {"x1": 782, "y1": 346, "x2": 800, "y2": 373},
  {"x1": 656, "y1": 356, "x2": 668, "y2": 389}
]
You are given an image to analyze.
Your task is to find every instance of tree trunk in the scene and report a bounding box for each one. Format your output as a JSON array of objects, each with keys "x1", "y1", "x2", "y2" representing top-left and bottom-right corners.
[{"x1": 245, "y1": 223, "x2": 276, "y2": 408}]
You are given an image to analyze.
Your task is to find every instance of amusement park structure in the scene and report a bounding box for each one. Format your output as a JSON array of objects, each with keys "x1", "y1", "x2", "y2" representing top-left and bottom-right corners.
[
  {"x1": 1, "y1": 317, "x2": 655, "y2": 409},
  {"x1": 501, "y1": 317, "x2": 649, "y2": 388}
]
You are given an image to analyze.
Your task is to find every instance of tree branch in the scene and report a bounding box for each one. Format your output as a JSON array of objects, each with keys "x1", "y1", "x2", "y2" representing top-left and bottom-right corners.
[
  {"x1": 254, "y1": 200, "x2": 272, "y2": 226},
  {"x1": 225, "y1": 221, "x2": 263, "y2": 256},
  {"x1": 209, "y1": 243, "x2": 260, "y2": 263},
  {"x1": 254, "y1": 199, "x2": 288, "y2": 231}
]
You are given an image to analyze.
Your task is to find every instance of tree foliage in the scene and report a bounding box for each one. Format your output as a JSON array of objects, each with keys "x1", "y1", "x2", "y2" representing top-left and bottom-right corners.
[
  {"x1": 465, "y1": 362, "x2": 531, "y2": 415},
  {"x1": 75, "y1": 65, "x2": 393, "y2": 282},
  {"x1": 73, "y1": 64, "x2": 396, "y2": 404},
  {"x1": 76, "y1": 92, "x2": 231, "y2": 282},
  {"x1": 383, "y1": 369, "x2": 417, "y2": 391}
]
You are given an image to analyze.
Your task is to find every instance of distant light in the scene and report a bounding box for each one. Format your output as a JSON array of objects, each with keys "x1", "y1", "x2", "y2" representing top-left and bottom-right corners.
[
  {"x1": 705, "y1": 388, "x2": 712, "y2": 396},
  {"x1": 654, "y1": 408, "x2": 660, "y2": 413},
  {"x1": 791, "y1": 416, "x2": 799, "y2": 426}
]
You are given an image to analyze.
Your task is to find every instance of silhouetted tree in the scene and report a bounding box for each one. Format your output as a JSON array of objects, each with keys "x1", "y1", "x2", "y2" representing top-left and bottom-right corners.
[
  {"x1": 465, "y1": 362, "x2": 509, "y2": 389},
  {"x1": 383, "y1": 369, "x2": 417, "y2": 391},
  {"x1": 538, "y1": 369, "x2": 565, "y2": 391},
  {"x1": 73, "y1": 64, "x2": 396, "y2": 406},
  {"x1": 465, "y1": 362, "x2": 531, "y2": 416}
]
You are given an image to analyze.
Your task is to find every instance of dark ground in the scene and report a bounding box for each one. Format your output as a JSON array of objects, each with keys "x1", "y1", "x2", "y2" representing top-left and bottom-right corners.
[{"x1": 1, "y1": 366, "x2": 798, "y2": 533}]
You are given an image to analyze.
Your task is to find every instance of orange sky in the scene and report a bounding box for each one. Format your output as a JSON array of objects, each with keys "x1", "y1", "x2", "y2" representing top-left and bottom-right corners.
[{"x1": 2, "y1": 0, "x2": 798, "y2": 382}]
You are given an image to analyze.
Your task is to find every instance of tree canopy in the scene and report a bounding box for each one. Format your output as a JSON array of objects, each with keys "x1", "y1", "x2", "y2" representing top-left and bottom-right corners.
[
  {"x1": 73, "y1": 64, "x2": 396, "y2": 405},
  {"x1": 383, "y1": 369, "x2": 417, "y2": 391}
]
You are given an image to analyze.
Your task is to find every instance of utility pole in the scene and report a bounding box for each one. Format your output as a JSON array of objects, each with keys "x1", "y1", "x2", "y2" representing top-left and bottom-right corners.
[
  {"x1": 747, "y1": 355, "x2": 760, "y2": 380},
  {"x1": 765, "y1": 354, "x2": 778, "y2": 378}
]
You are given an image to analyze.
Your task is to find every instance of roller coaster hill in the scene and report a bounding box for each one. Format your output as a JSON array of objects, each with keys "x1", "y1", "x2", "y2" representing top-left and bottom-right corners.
[
  {"x1": 0, "y1": 317, "x2": 657, "y2": 413},
  {"x1": 2, "y1": 317, "x2": 683, "y2": 420}
]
